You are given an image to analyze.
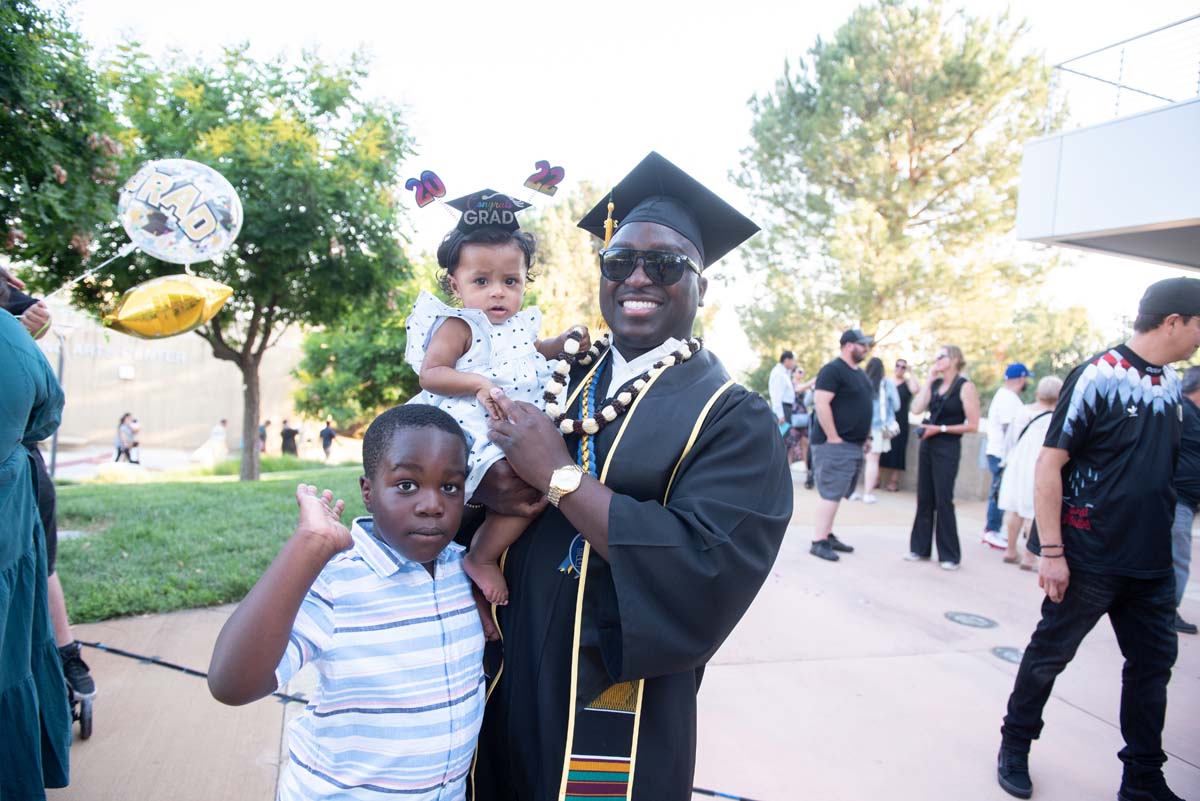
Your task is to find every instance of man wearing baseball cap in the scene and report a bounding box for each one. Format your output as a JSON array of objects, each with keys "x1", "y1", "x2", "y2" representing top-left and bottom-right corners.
[
  {"x1": 997, "y1": 276, "x2": 1200, "y2": 801},
  {"x1": 808, "y1": 328, "x2": 874, "y2": 561},
  {"x1": 983, "y1": 362, "x2": 1034, "y2": 550}
]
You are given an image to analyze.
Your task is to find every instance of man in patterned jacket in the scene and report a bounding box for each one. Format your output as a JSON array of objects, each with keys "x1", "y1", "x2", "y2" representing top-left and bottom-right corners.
[{"x1": 996, "y1": 277, "x2": 1200, "y2": 801}]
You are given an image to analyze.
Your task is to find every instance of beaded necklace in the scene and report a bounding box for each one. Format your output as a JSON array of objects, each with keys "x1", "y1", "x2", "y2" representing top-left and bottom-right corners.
[{"x1": 544, "y1": 337, "x2": 704, "y2": 435}]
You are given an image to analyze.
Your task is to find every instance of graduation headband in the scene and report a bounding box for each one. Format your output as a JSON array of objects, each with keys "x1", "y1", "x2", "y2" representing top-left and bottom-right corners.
[
  {"x1": 576, "y1": 151, "x2": 760, "y2": 269},
  {"x1": 446, "y1": 190, "x2": 531, "y2": 234},
  {"x1": 404, "y1": 161, "x2": 568, "y2": 233}
]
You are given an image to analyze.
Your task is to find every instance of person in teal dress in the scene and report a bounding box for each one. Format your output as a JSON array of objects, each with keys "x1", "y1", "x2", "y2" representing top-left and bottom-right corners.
[{"x1": 0, "y1": 290, "x2": 71, "y2": 796}]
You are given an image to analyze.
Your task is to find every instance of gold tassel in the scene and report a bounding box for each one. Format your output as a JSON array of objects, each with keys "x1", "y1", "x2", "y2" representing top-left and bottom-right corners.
[{"x1": 603, "y1": 198, "x2": 616, "y2": 248}]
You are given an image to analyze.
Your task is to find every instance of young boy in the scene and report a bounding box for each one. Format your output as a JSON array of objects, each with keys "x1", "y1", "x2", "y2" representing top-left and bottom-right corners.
[{"x1": 208, "y1": 404, "x2": 485, "y2": 801}]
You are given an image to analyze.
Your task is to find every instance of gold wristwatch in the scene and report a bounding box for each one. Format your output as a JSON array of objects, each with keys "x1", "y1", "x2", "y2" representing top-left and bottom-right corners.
[{"x1": 547, "y1": 464, "x2": 585, "y2": 507}]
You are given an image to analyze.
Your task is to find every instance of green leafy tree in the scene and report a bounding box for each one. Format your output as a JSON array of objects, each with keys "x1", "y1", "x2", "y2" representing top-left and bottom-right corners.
[
  {"x1": 522, "y1": 180, "x2": 607, "y2": 338},
  {"x1": 292, "y1": 258, "x2": 438, "y2": 431},
  {"x1": 1, "y1": 0, "x2": 121, "y2": 270},
  {"x1": 1007, "y1": 304, "x2": 1106, "y2": 384},
  {"x1": 32, "y1": 44, "x2": 414, "y2": 479},
  {"x1": 737, "y1": 0, "x2": 1059, "y2": 391}
]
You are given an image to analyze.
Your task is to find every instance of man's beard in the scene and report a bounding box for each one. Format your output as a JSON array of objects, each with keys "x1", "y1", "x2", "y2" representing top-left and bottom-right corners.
[{"x1": 851, "y1": 348, "x2": 867, "y2": 364}]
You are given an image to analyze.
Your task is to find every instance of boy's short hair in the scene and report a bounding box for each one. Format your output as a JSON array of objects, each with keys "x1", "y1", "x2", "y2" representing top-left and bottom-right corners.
[{"x1": 362, "y1": 405, "x2": 469, "y2": 479}]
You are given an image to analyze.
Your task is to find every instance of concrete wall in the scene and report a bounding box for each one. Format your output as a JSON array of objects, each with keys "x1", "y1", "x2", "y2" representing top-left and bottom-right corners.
[
  {"x1": 906, "y1": 431, "x2": 990, "y2": 501},
  {"x1": 36, "y1": 317, "x2": 305, "y2": 452},
  {"x1": 877, "y1": 431, "x2": 992, "y2": 502}
]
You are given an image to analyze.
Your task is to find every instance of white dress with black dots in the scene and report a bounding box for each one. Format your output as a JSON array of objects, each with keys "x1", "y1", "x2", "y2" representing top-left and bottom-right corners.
[{"x1": 404, "y1": 290, "x2": 558, "y2": 499}]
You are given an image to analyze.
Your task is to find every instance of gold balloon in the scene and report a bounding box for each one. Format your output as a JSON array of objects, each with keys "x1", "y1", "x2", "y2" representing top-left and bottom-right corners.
[{"x1": 103, "y1": 275, "x2": 233, "y2": 339}]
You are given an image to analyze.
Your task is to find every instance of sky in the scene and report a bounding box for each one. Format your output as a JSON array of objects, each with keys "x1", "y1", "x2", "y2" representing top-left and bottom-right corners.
[{"x1": 61, "y1": 0, "x2": 1200, "y2": 372}]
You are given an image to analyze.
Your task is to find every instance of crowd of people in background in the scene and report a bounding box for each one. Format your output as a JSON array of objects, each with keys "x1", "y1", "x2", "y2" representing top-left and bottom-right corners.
[
  {"x1": 775, "y1": 313, "x2": 1199, "y2": 638},
  {"x1": 769, "y1": 276, "x2": 1200, "y2": 801}
]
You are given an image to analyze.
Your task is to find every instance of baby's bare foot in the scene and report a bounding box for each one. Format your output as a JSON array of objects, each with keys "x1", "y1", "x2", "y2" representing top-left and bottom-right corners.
[{"x1": 464, "y1": 553, "x2": 510, "y2": 606}]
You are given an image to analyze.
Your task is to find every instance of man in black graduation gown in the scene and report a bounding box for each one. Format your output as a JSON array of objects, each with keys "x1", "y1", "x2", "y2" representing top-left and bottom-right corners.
[{"x1": 468, "y1": 152, "x2": 793, "y2": 801}]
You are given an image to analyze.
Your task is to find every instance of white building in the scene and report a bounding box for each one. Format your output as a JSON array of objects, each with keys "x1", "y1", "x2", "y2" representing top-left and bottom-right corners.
[{"x1": 1016, "y1": 15, "x2": 1200, "y2": 271}]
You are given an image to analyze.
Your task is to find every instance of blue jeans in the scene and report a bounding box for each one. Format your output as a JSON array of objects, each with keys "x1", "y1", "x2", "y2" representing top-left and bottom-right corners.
[
  {"x1": 985, "y1": 454, "x2": 1004, "y2": 532},
  {"x1": 1172, "y1": 501, "x2": 1194, "y2": 608},
  {"x1": 1001, "y1": 570, "x2": 1177, "y2": 781}
]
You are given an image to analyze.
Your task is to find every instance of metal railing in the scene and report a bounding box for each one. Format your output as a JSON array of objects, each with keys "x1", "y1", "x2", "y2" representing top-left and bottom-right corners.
[{"x1": 1046, "y1": 13, "x2": 1200, "y2": 132}]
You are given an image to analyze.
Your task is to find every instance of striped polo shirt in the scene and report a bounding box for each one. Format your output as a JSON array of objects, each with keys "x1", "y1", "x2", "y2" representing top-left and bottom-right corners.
[{"x1": 275, "y1": 517, "x2": 485, "y2": 801}]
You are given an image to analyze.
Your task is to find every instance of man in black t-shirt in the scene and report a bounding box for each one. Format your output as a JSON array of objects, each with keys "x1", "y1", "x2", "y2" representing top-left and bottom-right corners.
[
  {"x1": 998, "y1": 277, "x2": 1200, "y2": 801},
  {"x1": 809, "y1": 328, "x2": 874, "y2": 562}
]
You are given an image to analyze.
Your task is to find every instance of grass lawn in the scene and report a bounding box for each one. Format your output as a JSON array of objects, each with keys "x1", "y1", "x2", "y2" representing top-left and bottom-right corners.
[{"x1": 55, "y1": 466, "x2": 367, "y2": 623}]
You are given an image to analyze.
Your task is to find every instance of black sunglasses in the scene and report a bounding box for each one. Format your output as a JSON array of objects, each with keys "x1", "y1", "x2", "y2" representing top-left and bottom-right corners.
[{"x1": 599, "y1": 248, "x2": 701, "y2": 286}]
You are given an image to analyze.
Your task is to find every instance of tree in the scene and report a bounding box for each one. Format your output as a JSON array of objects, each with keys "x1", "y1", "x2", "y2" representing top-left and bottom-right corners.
[
  {"x1": 521, "y1": 180, "x2": 607, "y2": 338},
  {"x1": 1, "y1": 0, "x2": 121, "y2": 270},
  {"x1": 30, "y1": 44, "x2": 415, "y2": 479},
  {"x1": 292, "y1": 257, "x2": 437, "y2": 431},
  {"x1": 737, "y1": 0, "x2": 1059, "y2": 392}
]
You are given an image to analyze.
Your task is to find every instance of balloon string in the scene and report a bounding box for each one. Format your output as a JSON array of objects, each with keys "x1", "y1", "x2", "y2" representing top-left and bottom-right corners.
[{"x1": 43, "y1": 241, "x2": 138, "y2": 302}]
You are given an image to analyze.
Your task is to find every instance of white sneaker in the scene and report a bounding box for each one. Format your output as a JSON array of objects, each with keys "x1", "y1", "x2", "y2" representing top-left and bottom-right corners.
[
  {"x1": 981, "y1": 530, "x2": 1007, "y2": 550},
  {"x1": 904, "y1": 552, "x2": 927, "y2": 561},
  {"x1": 939, "y1": 561, "x2": 961, "y2": 571},
  {"x1": 850, "y1": 491, "x2": 863, "y2": 501},
  {"x1": 862, "y1": 493, "x2": 878, "y2": 504}
]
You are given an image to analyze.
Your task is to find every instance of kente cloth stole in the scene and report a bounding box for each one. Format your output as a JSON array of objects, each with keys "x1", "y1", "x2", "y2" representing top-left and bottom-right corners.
[{"x1": 558, "y1": 365, "x2": 735, "y2": 801}]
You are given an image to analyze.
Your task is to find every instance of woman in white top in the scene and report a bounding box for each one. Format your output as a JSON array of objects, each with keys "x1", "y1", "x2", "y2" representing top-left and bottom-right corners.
[{"x1": 997, "y1": 375, "x2": 1063, "y2": 568}]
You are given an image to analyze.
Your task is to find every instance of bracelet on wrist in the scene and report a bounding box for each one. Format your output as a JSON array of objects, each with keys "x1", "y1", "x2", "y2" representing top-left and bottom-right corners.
[
  {"x1": 1040, "y1": 543, "x2": 1064, "y2": 550},
  {"x1": 1041, "y1": 553, "x2": 1064, "y2": 559}
]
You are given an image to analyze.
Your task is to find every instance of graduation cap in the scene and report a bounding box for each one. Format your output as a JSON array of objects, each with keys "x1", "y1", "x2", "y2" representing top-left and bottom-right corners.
[
  {"x1": 446, "y1": 189, "x2": 531, "y2": 234},
  {"x1": 577, "y1": 152, "x2": 759, "y2": 269}
]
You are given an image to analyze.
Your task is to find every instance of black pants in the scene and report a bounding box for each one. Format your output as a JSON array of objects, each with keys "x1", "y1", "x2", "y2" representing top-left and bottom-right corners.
[
  {"x1": 1001, "y1": 570, "x2": 1177, "y2": 782},
  {"x1": 29, "y1": 446, "x2": 58, "y2": 573},
  {"x1": 908, "y1": 435, "x2": 961, "y2": 563}
]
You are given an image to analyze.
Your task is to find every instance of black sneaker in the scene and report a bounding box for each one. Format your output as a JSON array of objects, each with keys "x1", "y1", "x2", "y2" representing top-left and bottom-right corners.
[
  {"x1": 809, "y1": 540, "x2": 840, "y2": 561},
  {"x1": 1118, "y1": 774, "x2": 1185, "y2": 801},
  {"x1": 997, "y1": 745, "x2": 1032, "y2": 799},
  {"x1": 58, "y1": 641, "x2": 96, "y2": 697},
  {"x1": 804, "y1": 476, "x2": 815, "y2": 490},
  {"x1": 827, "y1": 533, "x2": 854, "y2": 553},
  {"x1": 1175, "y1": 612, "x2": 1198, "y2": 635}
]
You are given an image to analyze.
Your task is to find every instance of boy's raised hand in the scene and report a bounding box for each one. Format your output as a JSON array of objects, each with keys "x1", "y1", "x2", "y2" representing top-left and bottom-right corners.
[{"x1": 295, "y1": 484, "x2": 352, "y2": 557}]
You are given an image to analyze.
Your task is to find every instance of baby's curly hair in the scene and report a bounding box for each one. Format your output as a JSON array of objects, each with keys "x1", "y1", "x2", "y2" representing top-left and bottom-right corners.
[{"x1": 435, "y1": 227, "x2": 538, "y2": 296}]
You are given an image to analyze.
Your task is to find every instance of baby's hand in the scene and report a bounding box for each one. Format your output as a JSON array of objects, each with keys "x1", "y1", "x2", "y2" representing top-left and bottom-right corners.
[
  {"x1": 477, "y1": 381, "x2": 502, "y2": 420},
  {"x1": 565, "y1": 325, "x2": 590, "y2": 356},
  {"x1": 295, "y1": 484, "x2": 352, "y2": 557}
]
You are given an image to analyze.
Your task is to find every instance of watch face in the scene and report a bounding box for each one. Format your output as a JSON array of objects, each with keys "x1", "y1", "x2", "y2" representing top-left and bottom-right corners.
[{"x1": 553, "y1": 465, "x2": 582, "y2": 489}]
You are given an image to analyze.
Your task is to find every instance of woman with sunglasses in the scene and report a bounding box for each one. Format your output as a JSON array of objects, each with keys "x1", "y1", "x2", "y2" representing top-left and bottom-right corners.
[{"x1": 905, "y1": 345, "x2": 980, "y2": 569}]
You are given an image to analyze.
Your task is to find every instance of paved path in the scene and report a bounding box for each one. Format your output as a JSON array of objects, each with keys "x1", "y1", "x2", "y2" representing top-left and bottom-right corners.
[{"x1": 47, "y1": 481, "x2": 1200, "y2": 800}]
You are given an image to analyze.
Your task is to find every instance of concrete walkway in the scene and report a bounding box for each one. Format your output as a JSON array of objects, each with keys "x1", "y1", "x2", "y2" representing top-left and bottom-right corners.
[{"x1": 47, "y1": 480, "x2": 1200, "y2": 801}]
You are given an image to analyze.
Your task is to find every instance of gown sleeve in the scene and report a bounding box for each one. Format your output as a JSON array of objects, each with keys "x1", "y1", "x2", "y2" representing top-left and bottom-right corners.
[{"x1": 602, "y1": 387, "x2": 793, "y2": 681}]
